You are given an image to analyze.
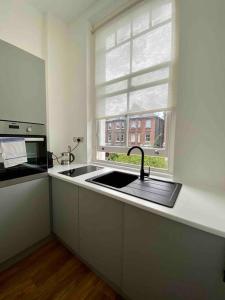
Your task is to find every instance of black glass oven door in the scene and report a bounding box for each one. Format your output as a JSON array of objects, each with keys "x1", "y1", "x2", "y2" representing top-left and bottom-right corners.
[{"x1": 0, "y1": 136, "x2": 47, "y2": 181}]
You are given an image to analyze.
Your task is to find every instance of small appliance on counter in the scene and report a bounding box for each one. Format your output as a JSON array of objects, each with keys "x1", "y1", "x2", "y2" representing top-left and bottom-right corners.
[
  {"x1": 47, "y1": 151, "x2": 54, "y2": 168},
  {"x1": 61, "y1": 151, "x2": 75, "y2": 165},
  {"x1": 61, "y1": 145, "x2": 75, "y2": 165}
]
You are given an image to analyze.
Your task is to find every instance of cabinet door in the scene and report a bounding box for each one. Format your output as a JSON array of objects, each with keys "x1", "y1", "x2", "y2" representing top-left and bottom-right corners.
[
  {"x1": 0, "y1": 177, "x2": 50, "y2": 263},
  {"x1": 79, "y1": 187, "x2": 123, "y2": 288},
  {"x1": 0, "y1": 39, "x2": 46, "y2": 124},
  {"x1": 123, "y1": 204, "x2": 225, "y2": 300},
  {"x1": 52, "y1": 178, "x2": 79, "y2": 253}
]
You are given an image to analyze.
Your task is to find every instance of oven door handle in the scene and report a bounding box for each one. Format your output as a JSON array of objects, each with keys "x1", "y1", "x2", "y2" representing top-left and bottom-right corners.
[{"x1": 24, "y1": 138, "x2": 45, "y2": 142}]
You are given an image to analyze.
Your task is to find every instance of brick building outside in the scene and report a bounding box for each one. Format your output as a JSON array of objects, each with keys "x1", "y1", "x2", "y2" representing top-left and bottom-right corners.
[{"x1": 105, "y1": 114, "x2": 165, "y2": 148}]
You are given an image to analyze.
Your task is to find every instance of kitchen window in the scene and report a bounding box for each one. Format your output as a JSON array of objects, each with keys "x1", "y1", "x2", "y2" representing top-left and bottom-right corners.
[
  {"x1": 130, "y1": 133, "x2": 136, "y2": 143},
  {"x1": 108, "y1": 133, "x2": 112, "y2": 143},
  {"x1": 94, "y1": 0, "x2": 176, "y2": 172},
  {"x1": 137, "y1": 133, "x2": 141, "y2": 143},
  {"x1": 130, "y1": 121, "x2": 136, "y2": 129},
  {"x1": 146, "y1": 119, "x2": 152, "y2": 129},
  {"x1": 145, "y1": 133, "x2": 151, "y2": 142},
  {"x1": 116, "y1": 133, "x2": 120, "y2": 143},
  {"x1": 116, "y1": 122, "x2": 120, "y2": 129}
]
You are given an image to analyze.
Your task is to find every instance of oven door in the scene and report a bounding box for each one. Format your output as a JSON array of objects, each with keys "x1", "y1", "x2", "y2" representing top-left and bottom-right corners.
[{"x1": 0, "y1": 136, "x2": 47, "y2": 182}]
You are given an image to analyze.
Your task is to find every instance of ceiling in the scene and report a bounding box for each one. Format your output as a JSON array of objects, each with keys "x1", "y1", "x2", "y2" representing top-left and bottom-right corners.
[{"x1": 27, "y1": 0, "x2": 98, "y2": 23}]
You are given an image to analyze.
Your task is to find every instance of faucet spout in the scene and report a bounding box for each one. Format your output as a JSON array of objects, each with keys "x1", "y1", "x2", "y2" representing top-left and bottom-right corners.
[{"x1": 127, "y1": 146, "x2": 149, "y2": 181}]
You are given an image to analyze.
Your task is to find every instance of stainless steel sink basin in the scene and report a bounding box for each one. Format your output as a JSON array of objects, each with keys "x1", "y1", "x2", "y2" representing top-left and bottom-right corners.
[{"x1": 86, "y1": 171, "x2": 182, "y2": 208}]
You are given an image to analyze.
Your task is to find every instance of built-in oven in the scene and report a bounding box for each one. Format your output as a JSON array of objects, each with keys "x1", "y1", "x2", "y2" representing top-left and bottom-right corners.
[{"x1": 0, "y1": 121, "x2": 47, "y2": 184}]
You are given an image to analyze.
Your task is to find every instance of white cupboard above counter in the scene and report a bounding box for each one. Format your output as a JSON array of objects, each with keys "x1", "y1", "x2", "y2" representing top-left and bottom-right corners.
[
  {"x1": 0, "y1": 39, "x2": 46, "y2": 124},
  {"x1": 48, "y1": 164, "x2": 225, "y2": 239}
]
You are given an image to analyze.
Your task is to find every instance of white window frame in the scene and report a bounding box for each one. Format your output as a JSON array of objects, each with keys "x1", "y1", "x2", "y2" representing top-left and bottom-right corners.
[
  {"x1": 92, "y1": 0, "x2": 177, "y2": 176},
  {"x1": 96, "y1": 112, "x2": 172, "y2": 157}
]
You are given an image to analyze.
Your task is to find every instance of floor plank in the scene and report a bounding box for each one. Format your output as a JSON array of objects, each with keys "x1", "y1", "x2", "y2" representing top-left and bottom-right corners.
[{"x1": 0, "y1": 239, "x2": 123, "y2": 300}]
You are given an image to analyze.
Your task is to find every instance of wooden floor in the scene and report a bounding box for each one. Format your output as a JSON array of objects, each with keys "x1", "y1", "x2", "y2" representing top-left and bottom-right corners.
[{"x1": 0, "y1": 239, "x2": 123, "y2": 300}]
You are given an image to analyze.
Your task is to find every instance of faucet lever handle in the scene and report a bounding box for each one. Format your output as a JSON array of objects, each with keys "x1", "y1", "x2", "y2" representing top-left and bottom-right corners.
[
  {"x1": 147, "y1": 166, "x2": 150, "y2": 178},
  {"x1": 144, "y1": 166, "x2": 150, "y2": 178}
]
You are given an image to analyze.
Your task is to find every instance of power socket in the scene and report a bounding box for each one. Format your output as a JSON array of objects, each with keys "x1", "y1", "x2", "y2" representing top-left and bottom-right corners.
[{"x1": 73, "y1": 137, "x2": 84, "y2": 143}]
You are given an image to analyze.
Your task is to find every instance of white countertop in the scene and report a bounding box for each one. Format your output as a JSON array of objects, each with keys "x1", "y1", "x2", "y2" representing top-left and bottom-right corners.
[{"x1": 48, "y1": 163, "x2": 225, "y2": 239}]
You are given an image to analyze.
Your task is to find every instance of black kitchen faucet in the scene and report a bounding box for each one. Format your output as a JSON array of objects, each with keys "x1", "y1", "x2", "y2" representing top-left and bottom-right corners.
[{"x1": 127, "y1": 146, "x2": 150, "y2": 181}]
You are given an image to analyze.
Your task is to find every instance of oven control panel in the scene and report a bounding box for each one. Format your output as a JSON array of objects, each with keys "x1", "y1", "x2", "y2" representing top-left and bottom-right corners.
[
  {"x1": 8, "y1": 124, "x2": 20, "y2": 129},
  {"x1": 0, "y1": 120, "x2": 46, "y2": 136}
]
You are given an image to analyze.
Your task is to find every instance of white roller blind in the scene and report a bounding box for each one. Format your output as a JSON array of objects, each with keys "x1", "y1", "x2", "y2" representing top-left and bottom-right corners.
[{"x1": 95, "y1": 0, "x2": 175, "y2": 119}]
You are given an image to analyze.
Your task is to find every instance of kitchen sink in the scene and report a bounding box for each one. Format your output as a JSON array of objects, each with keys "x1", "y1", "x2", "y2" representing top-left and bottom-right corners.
[
  {"x1": 86, "y1": 171, "x2": 182, "y2": 208},
  {"x1": 88, "y1": 171, "x2": 138, "y2": 188}
]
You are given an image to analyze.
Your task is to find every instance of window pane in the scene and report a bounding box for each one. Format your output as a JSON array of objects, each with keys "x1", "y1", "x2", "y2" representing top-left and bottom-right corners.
[
  {"x1": 97, "y1": 94, "x2": 127, "y2": 118},
  {"x1": 146, "y1": 119, "x2": 152, "y2": 128},
  {"x1": 152, "y1": 2, "x2": 172, "y2": 27},
  {"x1": 97, "y1": 151, "x2": 168, "y2": 170},
  {"x1": 106, "y1": 33, "x2": 115, "y2": 50},
  {"x1": 117, "y1": 23, "x2": 131, "y2": 44},
  {"x1": 129, "y1": 84, "x2": 169, "y2": 112},
  {"x1": 132, "y1": 23, "x2": 172, "y2": 72},
  {"x1": 132, "y1": 68, "x2": 169, "y2": 86},
  {"x1": 128, "y1": 112, "x2": 166, "y2": 149},
  {"x1": 98, "y1": 117, "x2": 127, "y2": 146},
  {"x1": 132, "y1": 12, "x2": 149, "y2": 36},
  {"x1": 106, "y1": 42, "x2": 130, "y2": 81}
]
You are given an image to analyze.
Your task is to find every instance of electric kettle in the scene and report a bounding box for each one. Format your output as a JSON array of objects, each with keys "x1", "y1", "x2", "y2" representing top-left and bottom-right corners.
[{"x1": 61, "y1": 148, "x2": 75, "y2": 165}]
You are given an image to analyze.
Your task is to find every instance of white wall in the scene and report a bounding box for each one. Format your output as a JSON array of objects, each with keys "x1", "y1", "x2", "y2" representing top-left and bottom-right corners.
[
  {"x1": 45, "y1": 14, "x2": 76, "y2": 156},
  {"x1": 0, "y1": 0, "x2": 45, "y2": 58},
  {"x1": 68, "y1": 21, "x2": 90, "y2": 162},
  {"x1": 174, "y1": 0, "x2": 225, "y2": 189}
]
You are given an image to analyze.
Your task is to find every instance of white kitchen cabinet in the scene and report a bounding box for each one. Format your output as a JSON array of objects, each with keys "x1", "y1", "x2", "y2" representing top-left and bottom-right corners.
[
  {"x1": 51, "y1": 178, "x2": 79, "y2": 253},
  {"x1": 0, "y1": 39, "x2": 46, "y2": 124},
  {"x1": 50, "y1": 177, "x2": 225, "y2": 300},
  {"x1": 122, "y1": 204, "x2": 225, "y2": 300},
  {"x1": 79, "y1": 187, "x2": 123, "y2": 288},
  {"x1": 0, "y1": 177, "x2": 50, "y2": 264}
]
